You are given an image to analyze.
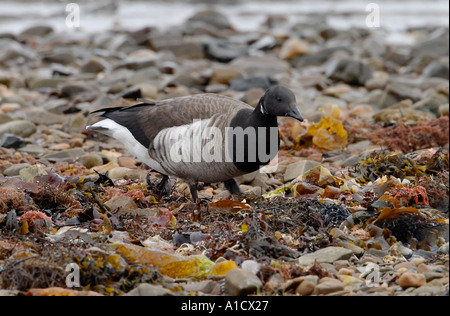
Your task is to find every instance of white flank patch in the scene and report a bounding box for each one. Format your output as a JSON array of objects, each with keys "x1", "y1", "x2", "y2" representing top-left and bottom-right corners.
[{"x1": 89, "y1": 119, "x2": 164, "y2": 172}]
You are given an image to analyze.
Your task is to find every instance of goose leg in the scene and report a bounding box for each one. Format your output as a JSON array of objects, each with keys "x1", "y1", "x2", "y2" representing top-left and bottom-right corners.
[
  {"x1": 189, "y1": 183, "x2": 199, "y2": 202},
  {"x1": 147, "y1": 172, "x2": 170, "y2": 197},
  {"x1": 224, "y1": 178, "x2": 242, "y2": 195}
]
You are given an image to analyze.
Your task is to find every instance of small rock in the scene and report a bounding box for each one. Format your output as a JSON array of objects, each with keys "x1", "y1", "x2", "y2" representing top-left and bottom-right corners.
[
  {"x1": 124, "y1": 283, "x2": 174, "y2": 296},
  {"x1": 296, "y1": 280, "x2": 316, "y2": 296},
  {"x1": 326, "y1": 58, "x2": 373, "y2": 86},
  {"x1": 438, "y1": 104, "x2": 449, "y2": 116},
  {"x1": 183, "y1": 280, "x2": 220, "y2": 295},
  {"x1": 224, "y1": 268, "x2": 263, "y2": 296},
  {"x1": 107, "y1": 167, "x2": 133, "y2": 180},
  {"x1": 59, "y1": 84, "x2": 88, "y2": 98},
  {"x1": 20, "y1": 25, "x2": 53, "y2": 38},
  {"x1": 68, "y1": 113, "x2": 87, "y2": 133},
  {"x1": 0, "y1": 103, "x2": 21, "y2": 113},
  {"x1": 284, "y1": 160, "x2": 321, "y2": 182},
  {"x1": 187, "y1": 9, "x2": 232, "y2": 30},
  {"x1": 81, "y1": 57, "x2": 108, "y2": 73},
  {"x1": 3, "y1": 163, "x2": 32, "y2": 177},
  {"x1": 230, "y1": 76, "x2": 277, "y2": 92},
  {"x1": 19, "y1": 164, "x2": 48, "y2": 183},
  {"x1": 265, "y1": 273, "x2": 285, "y2": 292},
  {"x1": 0, "y1": 120, "x2": 37, "y2": 138},
  {"x1": 315, "y1": 278, "x2": 345, "y2": 295},
  {"x1": 424, "y1": 271, "x2": 444, "y2": 283},
  {"x1": 0, "y1": 113, "x2": 13, "y2": 124},
  {"x1": 423, "y1": 61, "x2": 449, "y2": 79},
  {"x1": 104, "y1": 196, "x2": 137, "y2": 215},
  {"x1": 117, "y1": 157, "x2": 137, "y2": 168},
  {"x1": 279, "y1": 38, "x2": 310, "y2": 60},
  {"x1": 78, "y1": 154, "x2": 104, "y2": 169},
  {"x1": 0, "y1": 133, "x2": 24, "y2": 148},
  {"x1": 348, "y1": 104, "x2": 375, "y2": 119},
  {"x1": 209, "y1": 66, "x2": 242, "y2": 85},
  {"x1": 28, "y1": 77, "x2": 66, "y2": 90},
  {"x1": 203, "y1": 39, "x2": 247, "y2": 63},
  {"x1": 43, "y1": 148, "x2": 85, "y2": 161},
  {"x1": 397, "y1": 272, "x2": 426, "y2": 289},
  {"x1": 298, "y1": 247, "x2": 353, "y2": 266},
  {"x1": 135, "y1": 83, "x2": 158, "y2": 100},
  {"x1": 49, "y1": 143, "x2": 71, "y2": 151},
  {"x1": 230, "y1": 55, "x2": 291, "y2": 77},
  {"x1": 26, "y1": 107, "x2": 66, "y2": 125}
]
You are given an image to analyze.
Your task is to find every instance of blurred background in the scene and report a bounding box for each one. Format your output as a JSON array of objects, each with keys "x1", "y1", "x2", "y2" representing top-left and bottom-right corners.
[{"x1": 1, "y1": 0, "x2": 448, "y2": 44}]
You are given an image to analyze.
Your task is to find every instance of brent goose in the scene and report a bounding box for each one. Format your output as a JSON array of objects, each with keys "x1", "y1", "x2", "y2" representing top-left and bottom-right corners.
[{"x1": 87, "y1": 85, "x2": 303, "y2": 201}]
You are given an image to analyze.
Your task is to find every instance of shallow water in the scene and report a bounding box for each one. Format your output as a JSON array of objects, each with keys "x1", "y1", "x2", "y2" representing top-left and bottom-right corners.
[{"x1": 0, "y1": 0, "x2": 448, "y2": 45}]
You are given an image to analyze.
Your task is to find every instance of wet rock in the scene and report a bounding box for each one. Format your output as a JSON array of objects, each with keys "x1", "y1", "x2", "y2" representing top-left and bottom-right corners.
[
  {"x1": 25, "y1": 107, "x2": 66, "y2": 125},
  {"x1": 209, "y1": 66, "x2": 242, "y2": 85},
  {"x1": 68, "y1": 113, "x2": 87, "y2": 133},
  {"x1": 0, "y1": 120, "x2": 37, "y2": 138},
  {"x1": 43, "y1": 148, "x2": 85, "y2": 161},
  {"x1": 78, "y1": 154, "x2": 104, "y2": 169},
  {"x1": 104, "y1": 196, "x2": 138, "y2": 215},
  {"x1": 117, "y1": 157, "x2": 137, "y2": 168},
  {"x1": 411, "y1": 28, "x2": 449, "y2": 60},
  {"x1": 326, "y1": 58, "x2": 373, "y2": 86},
  {"x1": 225, "y1": 268, "x2": 263, "y2": 296},
  {"x1": 60, "y1": 84, "x2": 89, "y2": 98},
  {"x1": 397, "y1": 273, "x2": 426, "y2": 289},
  {"x1": 187, "y1": 9, "x2": 232, "y2": 31},
  {"x1": 183, "y1": 280, "x2": 220, "y2": 295},
  {"x1": 284, "y1": 160, "x2": 321, "y2": 182},
  {"x1": 439, "y1": 104, "x2": 449, "y2": 116},
  {"x1": 0, "y1": 39, "x2": 38, "y2": 63},
  {"x1": 0, "y1": 103, "x2": 21, "y2": 113},
  {"x1": 81, "y1": 57, "x2": 109, "y2": 73},
  {"x1": 412, "y1": 93, "x2": 447, "y2": 116},
  {"x1": 27, "y1": 77, "x2": 66, "y2": 90},
  {"x1": 148, "y1": 33, "x2": 204, "y2": 59},
  {"x1": 230, "y1": 56, "x2": 291, "y2": 77},
  {"x1": 203, "y1": 39, "x2": 247, "y2": 62},
  {"x1": 43, "y1": 51, "x2": 76, "y2": 65},
  {"x1": 292, "y1": 46, "x2": 351, "y2": 68},
  {"x1": 265, "y1": 273, "x2": 285, "y2": 292},
  {"x1": 3, "y1": 163, "x2": 32, "y2": 177},
  {"x1": 0, "y1": 133, "x2": 24, "y2": 148},
  {"x1": 296, "y1": 280, "x2": 316, "y2": 296},
  {"x1": 279, "y1": 38, "x2": 310, "y2": 60},
  {"x1": 315, "y1": 278, "x2": 345, "y2": 295},
  {"x1": 378, "y1": 82, "x2": 422, "y2": 108},
  {"x1": 373, "y1": 101, "x2": 431, "y2": 122},
  {"x1": 229, "y1": 76, "x2": 277, "y2": 91},
  {"x1": 423, "y1": 61, "x2": 449, "y2": 79},
  {"x1": 124, "y1": 283, "x2": 174, "y2": 296},
  {"x1": 19, "y1": 164, "x2": 48, "y2": 183},
  {"x1": 298, "y1": 247, "x2": 353, "y2": 266},
  {"x1": 19, "y1": 25, "x2": 53, "y2": 38},
  {"x1": 0, "y1": 113, "x2": 13, "y2": 124}
]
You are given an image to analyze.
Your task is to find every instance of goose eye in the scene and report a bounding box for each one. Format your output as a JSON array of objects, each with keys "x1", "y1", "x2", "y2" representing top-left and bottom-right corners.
[{"x1": 276, "y1": 97, "x2": 282, "y2": 102}]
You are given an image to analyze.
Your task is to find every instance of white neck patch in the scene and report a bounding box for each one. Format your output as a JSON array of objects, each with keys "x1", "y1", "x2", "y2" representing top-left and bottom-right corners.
[{"x1": 260, "y1": 101, "x2": 266, "y2": 115}]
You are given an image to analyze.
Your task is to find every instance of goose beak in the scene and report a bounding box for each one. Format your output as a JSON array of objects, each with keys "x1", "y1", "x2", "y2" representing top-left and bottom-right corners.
[{"x1": 286, "y1": 106, "x2": 303, "y2": 122}]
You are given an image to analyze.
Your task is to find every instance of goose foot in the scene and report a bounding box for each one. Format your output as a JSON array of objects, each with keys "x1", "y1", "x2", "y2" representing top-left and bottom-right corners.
[
  {"x1": 147, "y1": 172, "x2": 170, "y2": 197},
  {"x1": 224, "y1": 178, "x2": 243, "y2": 198}
]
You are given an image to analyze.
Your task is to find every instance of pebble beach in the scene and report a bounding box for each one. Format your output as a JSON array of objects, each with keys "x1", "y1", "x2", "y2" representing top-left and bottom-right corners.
[{"x1": 0, "y1": 0, "x2": 449, "y2": 296}]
